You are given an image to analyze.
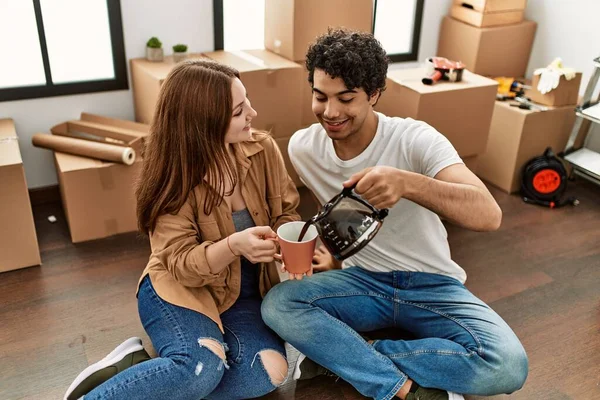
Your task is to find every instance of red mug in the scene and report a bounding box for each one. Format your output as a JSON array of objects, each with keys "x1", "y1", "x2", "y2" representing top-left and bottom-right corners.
[{"x1": 275, "y1": 221, "x2": 318, "y2": 274}]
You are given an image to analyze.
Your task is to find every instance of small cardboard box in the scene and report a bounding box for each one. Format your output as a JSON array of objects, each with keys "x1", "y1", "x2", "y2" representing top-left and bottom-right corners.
[
  {"x1": 450, "y1": 5, "x2": 524, "y2": 27},
  {"x1": 453, "y1": 0, "x2": 527, "y2": 13},
  {"x1": 375, "y1": 68, "x2": 498, "y2": 157},
  {"x1": 51, "y1": 113, "x2": 149, "y2": 243},
  {"x1": 204, "y1": 50, "x2": 305, "y2": 138},
  {"x1": 526, "y1": 73, "x2": 582, "y2": 107},
  {"x1": 275, "y1": 136, "x2": 303, "y2": 188},
  {"x1": 265, "y1": 0, "x2": 373, "y2": 62},
  {"x1": 0, "y1": 119, "x2": 41, "y2": 272},
  {"x1": 437, "y1": 16, "x2": 537, "y2": 78},
  {"x1": 131, "y1": 51, "x2": 305, "y2": 139},
  {"x1": 477, "y1": 101, "x2": 576, "y2": 193}
]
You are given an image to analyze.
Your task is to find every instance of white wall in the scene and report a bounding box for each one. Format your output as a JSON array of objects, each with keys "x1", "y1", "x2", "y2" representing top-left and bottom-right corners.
[
  {"x1": 390, "y1": 0, "x2": 452, "y2": 71},
  {"x1": 525, "y1": 0, "x2": 599, "y2": 94},
  {"x1": 1, "y1": 0, "x2": 213, "y2": 189}
]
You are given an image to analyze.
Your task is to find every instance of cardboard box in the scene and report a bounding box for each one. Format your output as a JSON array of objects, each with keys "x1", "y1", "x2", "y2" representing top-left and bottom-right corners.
[
  {"x1": 265, "y1": 0, "x2": 373, "y2": 62},
  {"x1": 0, "y1": 119, "x2": 41, "y2": 272},
  {"x1": 275, "y1": 137, "x2": 304, "y2": 188},
  {"x1": 375, "y1": 68, "x2": 498, "y2": 157},
  {"x1": 300, "y1": 74, "x2": 318, "y2": 128},
  {"x1": 131, "y1": 51, "x2": 305, "y2": 138},
  {"x1": 477, "y1": 101, "x2": 576, "y2": 193},
  {"x1": 526, "y1": 73, "x2": 582, "y2": 107},
  {"x1": 51, "y1": 114, "x2": 149, "y2": 243},
  {"x1": 437, "y1": 16, "x2": 537, "y2": 78},
  {"x1": 450, "y1": 5, "x2": 524, "y2": 27},
  {"x1": 453, "y1": 0, "x2": 527, "y2": 13},
  {"x1": 463, "y1": 155, "x2": 479, "y2": 173}
]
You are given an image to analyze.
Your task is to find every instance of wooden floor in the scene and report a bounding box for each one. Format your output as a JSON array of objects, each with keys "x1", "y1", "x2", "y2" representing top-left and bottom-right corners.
[{"x1": 1, "y1": 181, "x2": 599, "y2": 400}]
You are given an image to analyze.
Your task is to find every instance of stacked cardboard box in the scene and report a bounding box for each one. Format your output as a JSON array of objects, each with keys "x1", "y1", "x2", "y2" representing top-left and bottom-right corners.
[
  {"x1": 264, "y1": 0, "x2": 373, "y2": 63},
  {"x1": 438, "y1": 0, "x2": 536, "y2": 78},
  {"x1": 0, "y1": 119, "x2": 41, "y2": 272},
  {"x1": 51, "y1": 113, "x2": 149, "y2": 243},
  {"x1": 449, "y1": 0, "x2": 527, "y2": 28},
  {"x1": 263, "y1": 0, "x2": 374, "y2": 183},
  {"x1": 375, "y1": 68, "x2": 498, "y2": 169}
]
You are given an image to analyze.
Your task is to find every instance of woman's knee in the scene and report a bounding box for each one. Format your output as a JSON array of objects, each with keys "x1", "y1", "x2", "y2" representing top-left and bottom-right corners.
[
  {"x1": 256, "y1": 349, "x2": 289, "y2": 386},
  {"x1": 170, "y1": 338, "x2": 227, "y2": 397}
]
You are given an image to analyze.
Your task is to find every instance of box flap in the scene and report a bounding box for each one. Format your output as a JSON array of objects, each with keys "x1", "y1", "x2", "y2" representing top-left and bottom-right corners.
[
  {"x1": 54, "y1": 151, "x2": 113, "y2": 172},
  {"x1": 244, "y1": 49, "x2": 304, "y2": 70},
  {"x1": 0, "y1": 119, "x2": 23, "y2": 167},
  {"x1": 204, "y1": 51, "x2": 267, "y2": 73},
  {"x1": 81, "y1": 113, "x2": 150, "y2": 133},
  {"x1": 387, "y1": 69, "x2": 498, "y2": 94}
]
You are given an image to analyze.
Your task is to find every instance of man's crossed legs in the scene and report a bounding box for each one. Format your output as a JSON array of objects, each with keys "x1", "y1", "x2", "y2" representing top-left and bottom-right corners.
[{"x1": 262, "y1": 267, "x2": 528, "y2": 400}]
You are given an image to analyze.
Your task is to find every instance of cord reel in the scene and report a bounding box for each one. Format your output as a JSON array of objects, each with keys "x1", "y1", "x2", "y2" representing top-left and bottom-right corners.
[{"x1": 520, "y1": 147, "x2": 579, "y2": 208}]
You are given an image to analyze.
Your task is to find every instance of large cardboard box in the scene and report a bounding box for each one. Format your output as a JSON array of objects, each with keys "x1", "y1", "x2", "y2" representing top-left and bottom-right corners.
[
  {"x1": 437, "y1": 16, "x2": 537, "y2": 78},
  {"x1": 265, "y1": 0, "x2": 373, "y2": 62},
  {"x1": 131, "y1": 51, "x2": 305, "y2": 139},
  {"x1": 477, "y1": 101, "x2": 576, "y2": 193},
  {"x1": 300, "y1": 75, "x2": 318, "y2": 128},
  {"x1": 275, "y1": 137, "x2": 303, "y2": 188},
  {"x1": 51, "y1": 114, "x2": 149, "y2": 243},
  {"x1": 0, "y1": 119, "x2": 41, "y2": 272},
  {"x1": 375, "y1": 68, "x2": 498, "y2": 157},
  {"x1": 526, "y1": 73, "x2": 582, "y2": 107},
  {"x1": 450, "y1": 5, "x2": 524, "y2": 28}
]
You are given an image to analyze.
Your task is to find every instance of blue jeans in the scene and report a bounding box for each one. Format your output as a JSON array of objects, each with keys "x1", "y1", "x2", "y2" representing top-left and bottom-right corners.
[
  {"x1": 86, "y1": 262, "x2": 286, "y2": 400},
  {"x1": 262, "y1": 267, "x2": 528, "y2": 400}
]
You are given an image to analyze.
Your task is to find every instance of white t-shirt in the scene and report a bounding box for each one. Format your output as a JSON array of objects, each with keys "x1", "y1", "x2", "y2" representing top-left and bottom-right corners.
[{"x1": 288, "y1": 112, "x2": 467, "y2": 283}]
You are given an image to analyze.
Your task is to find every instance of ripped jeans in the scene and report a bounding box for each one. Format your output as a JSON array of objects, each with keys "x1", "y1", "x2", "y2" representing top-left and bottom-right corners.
[{"x1": 85, "y1": 264, "x2": 286, "y2": 400}]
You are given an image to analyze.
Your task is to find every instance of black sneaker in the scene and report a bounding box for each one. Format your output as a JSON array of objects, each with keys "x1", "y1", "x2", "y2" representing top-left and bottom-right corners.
[
  {"x1": 64, "y1": 337, "x2": 151, "y2": 400},
  {"x1": 406, "y1": 385, "x2": 465, "y2": 400},
  {"x1": 292, "y1": 353, "x2": 338, "y2": 380}
]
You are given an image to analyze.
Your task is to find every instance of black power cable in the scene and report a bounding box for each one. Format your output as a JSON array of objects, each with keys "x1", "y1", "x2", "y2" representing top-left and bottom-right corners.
[{"x1": 520, "y1": 147, "x2": 579, "y2": 208}]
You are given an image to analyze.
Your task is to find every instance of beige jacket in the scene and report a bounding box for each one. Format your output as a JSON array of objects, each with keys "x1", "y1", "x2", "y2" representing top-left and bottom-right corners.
[{"x1": 138, "y1": 132, "x2": 301, "y2": 332}]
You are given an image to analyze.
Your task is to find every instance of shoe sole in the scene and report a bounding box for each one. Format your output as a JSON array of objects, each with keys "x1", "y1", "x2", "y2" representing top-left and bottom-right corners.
[
  {"x1": 99, "y1": 337, "x2": 142, "y2": 363},
  {"x1": 292, "y1": 353, "x2": 306, "y2": 380},
  {"x1": 64, "y1": 340, "x2": 146, "y2": 400}
]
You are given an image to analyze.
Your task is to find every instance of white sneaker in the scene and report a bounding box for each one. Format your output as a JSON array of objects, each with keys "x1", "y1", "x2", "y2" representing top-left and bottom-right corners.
[
  {"x1": 448, "y1": 392, "x2": 465, "y2": 400},
  {"x1": 64, "y1": 337, "x2": 149, "y2": 400}
]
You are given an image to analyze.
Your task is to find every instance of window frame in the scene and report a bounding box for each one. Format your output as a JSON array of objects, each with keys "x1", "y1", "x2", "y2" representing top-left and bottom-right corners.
[
  {"x1": 212, "y1": 0, "x2": 425, "y2": 63},
  {"x1": 0, "y1": 0, "x2": 128, "y2": 103}
]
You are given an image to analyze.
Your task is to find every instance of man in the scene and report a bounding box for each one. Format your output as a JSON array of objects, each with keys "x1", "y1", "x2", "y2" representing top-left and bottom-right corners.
[{"x1": 261, "y1": 29, "x2": 528, "y2": 400}]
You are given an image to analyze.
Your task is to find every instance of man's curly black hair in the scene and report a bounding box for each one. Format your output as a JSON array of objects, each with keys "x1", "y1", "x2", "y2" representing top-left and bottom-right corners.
[{"x1": 305, "y1": 28, "x2": 389, "y2": 97}]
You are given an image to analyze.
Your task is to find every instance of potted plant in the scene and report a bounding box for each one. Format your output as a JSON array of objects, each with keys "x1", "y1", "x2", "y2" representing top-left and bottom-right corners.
[
  {"x1": 172, "y1": 44, "x2": 188, "y2": 63},
  {"x1": 146, "y1": 37, "x2": 163, "y2": 62}
]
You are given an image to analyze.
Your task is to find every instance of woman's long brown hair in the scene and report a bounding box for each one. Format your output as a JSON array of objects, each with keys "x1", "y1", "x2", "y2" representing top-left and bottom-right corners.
[{"x1": 136, "y1": 59, "x2": 241, "y2": 235}]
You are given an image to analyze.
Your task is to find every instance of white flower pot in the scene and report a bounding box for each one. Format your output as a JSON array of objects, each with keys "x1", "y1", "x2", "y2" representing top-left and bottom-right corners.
[
  {"x1": 173, "y1": 52, "x2": 188, "y2": 63},
  {"x1": 146, "y1": 47, "x2": 164, "y2": 62}
]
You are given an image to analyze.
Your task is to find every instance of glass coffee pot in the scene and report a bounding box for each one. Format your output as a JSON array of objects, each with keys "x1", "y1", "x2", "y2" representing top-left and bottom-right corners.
[{"x1": 303, "y1": 184, "x2": 389, "y2": 261}]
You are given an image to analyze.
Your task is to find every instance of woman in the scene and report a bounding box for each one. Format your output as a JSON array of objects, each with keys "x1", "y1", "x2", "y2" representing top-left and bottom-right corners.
[{"x1": 65, "y1": 60, "x2": 301, "y2": 399}]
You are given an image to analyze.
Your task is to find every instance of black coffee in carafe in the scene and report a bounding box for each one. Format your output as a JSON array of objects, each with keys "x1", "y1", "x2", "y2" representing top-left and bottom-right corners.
[{"x1": 298, "y1": 185, "x2": 389, "y2": 260}]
